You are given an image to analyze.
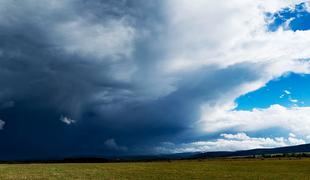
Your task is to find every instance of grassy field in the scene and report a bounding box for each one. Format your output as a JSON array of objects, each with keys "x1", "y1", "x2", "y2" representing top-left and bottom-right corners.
[{"x1": 1, "y1": 159, "x2": 310, "y2": 179}]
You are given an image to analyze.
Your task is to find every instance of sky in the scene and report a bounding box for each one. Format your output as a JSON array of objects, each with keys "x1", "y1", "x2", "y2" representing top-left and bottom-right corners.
[{"x1": 0, "y1": 0, "x2": 310, "y2": 160}]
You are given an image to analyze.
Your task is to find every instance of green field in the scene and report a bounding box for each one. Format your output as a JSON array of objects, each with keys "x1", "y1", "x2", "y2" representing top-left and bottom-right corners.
[{"x1": 1, "y1": 159, "x2": 310, "y2": 179}]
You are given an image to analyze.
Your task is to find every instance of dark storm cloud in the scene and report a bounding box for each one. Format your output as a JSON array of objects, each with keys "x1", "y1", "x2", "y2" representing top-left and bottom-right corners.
[
  {"x1": 0, "y1": 0, "x2": 169, "y2": 159},
  {"x1": 0, "y1": 0, "x2": 269, "y2": 159}
]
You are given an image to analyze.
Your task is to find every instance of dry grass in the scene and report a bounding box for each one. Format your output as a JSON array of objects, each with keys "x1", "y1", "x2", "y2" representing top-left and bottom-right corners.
[{"x1": 1, "y1": 158, "x2": 310, "y2": 179}]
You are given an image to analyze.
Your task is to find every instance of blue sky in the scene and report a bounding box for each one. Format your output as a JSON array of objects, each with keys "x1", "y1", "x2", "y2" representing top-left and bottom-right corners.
[
  {"x1": 0, "y1": 0, "x2": 310, "y2": 159},
  {"x1": 236, "y1": 73, "x2": 310, "y2": 110},
  {"x1": 267, "y1": 2, "x2": 310, "y2": 31}
]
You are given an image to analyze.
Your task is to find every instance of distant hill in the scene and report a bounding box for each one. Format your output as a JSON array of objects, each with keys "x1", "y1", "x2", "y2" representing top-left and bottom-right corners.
[
  {"x1": 191, "y1": 143, "x2": 310, "y2": 159},
  {"x1": 110, "y1": 143, "x2": 310, "y2": 160},
  {"x1": 2, "y1": 144, "x2": 310, "y2": 163}
]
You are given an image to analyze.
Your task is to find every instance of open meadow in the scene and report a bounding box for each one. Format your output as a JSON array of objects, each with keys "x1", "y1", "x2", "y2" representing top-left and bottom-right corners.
[{"x1": 1, "y1": 158, "x2": 310, "y2": 179}]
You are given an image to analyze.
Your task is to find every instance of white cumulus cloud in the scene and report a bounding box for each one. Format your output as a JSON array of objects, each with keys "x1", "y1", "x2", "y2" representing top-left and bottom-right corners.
[
  {"x1": 161, "y1": 0, "x2": 310, "y2": 140},
  {"x1": 200, "y1": 104, "x2": 310, "y2": 137},
  {"x1": 156, "y1": 132, "x2": 305, "y2": 153}
]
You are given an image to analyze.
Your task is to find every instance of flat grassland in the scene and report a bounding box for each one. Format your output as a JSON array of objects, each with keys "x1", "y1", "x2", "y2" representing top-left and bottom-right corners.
[{"x1": 1, "y1": 159, "x2": 310, "y2": 179}]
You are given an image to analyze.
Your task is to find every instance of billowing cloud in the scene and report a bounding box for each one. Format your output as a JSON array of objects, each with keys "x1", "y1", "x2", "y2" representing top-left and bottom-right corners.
[
  {"x1": 200, "y1": 104, "x2": 310, "y2": 137},
  {"x1": 156, "y1": 132, "x2": 305, "y2": 153},
  {"x1": 0, "y1": 0, "x2": 309, "y2": 159}
]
